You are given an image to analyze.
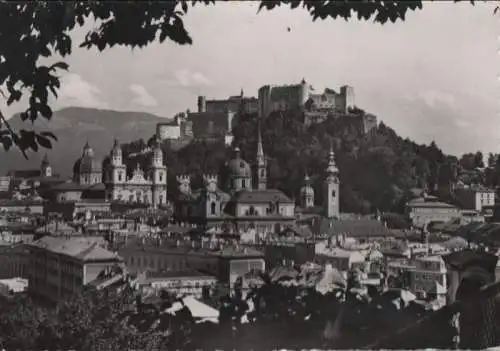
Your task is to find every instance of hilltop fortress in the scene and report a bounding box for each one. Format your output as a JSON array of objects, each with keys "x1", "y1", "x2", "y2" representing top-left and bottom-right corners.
[
  {"x1": 157, "y1": 79, "x2": 377, "y2": 143},
  {"x1": 258, "y1": 79, "x2": 354, "y2": 119}
]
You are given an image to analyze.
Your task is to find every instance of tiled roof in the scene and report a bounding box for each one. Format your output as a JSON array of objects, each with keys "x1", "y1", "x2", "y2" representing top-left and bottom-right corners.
[
  {"x1": 406, "y1": 197, "x2": 457, "y2": 209},
  {"x1": 31, "y1": 236, "x2": 113, "y2": 260},
  {"x1": 75, "y1": 243, "x2": 121, "y2": 262},
  {"x1": 231, "y1": 189, "x2": 293, "y2": 204}
]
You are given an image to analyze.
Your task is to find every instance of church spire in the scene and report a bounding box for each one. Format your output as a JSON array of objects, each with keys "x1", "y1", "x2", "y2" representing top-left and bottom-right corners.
[
  {"x1": 256, "y1": 119, "x2": 267, "y2": 190},
  {"x1": 257, "y1": 120, "x2": 264, "y2": 163}
]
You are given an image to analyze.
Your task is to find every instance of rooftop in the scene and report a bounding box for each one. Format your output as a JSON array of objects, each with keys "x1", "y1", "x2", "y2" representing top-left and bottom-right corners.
[
  {"x1": 31, "y1": 236, "x2": 120, "y2": 262},
  {"x1": 231, "y1": 189, "x2": 294, "y2": 204},
  {"x1": 406, "y1": 197, "x2": 457, "y2": 209}
]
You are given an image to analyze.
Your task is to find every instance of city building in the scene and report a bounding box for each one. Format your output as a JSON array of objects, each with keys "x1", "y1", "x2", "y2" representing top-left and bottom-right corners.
[
  {"x1": 408, "y1": 255, "x2": 447, "y2": 300},
  {"x1": 405, "y1": 195, "x2": 460, "y2": 228},
  {"x1": 119, "y1": 238, "x2": 265, "y2": 291},
  {"x1": 454, "y1": 184, "x2": 495, "y2": 212},
  {"x1": 314, "y1": 240, "x2": 366, "y2": 274},
  {"x1": 134, "y1": 269, "x2": 217, "y2": 299},
  {"x1": 28, "y1": 236, "x2": 123, "y2": 302},
  {"x1": 0, "y1": 243, "x2": 30, "y2": 279},
  {"x1": 0, "y1": 198, "x2": 44, "y2": 214}
]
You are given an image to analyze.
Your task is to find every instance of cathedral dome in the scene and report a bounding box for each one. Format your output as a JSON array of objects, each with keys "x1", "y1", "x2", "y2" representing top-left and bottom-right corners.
[
  {"x1": 226, "y1": 147, "x2": 251, "y2": 178},
  {"x1": 73, "y1": 142, "x2": 102, "y2": 175},
  {"x1": 73, "y1": 156, "x2": 102, "y2": 175}
]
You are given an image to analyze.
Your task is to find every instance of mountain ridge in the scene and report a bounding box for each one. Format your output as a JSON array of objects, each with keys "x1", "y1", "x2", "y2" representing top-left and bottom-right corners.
[{"x1": 0, "y1": 107, "x2": 165, "y2": 177}]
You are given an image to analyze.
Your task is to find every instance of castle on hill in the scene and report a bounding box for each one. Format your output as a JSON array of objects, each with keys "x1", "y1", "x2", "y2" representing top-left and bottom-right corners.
[{"x1": 173, "y1": 79, "x2": 377, "y2": 145}]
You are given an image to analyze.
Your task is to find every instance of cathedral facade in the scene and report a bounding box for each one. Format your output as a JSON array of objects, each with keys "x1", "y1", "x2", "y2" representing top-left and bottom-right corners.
[{"x1": 72, "y1": 139, "x2": 168, "y2": 208}]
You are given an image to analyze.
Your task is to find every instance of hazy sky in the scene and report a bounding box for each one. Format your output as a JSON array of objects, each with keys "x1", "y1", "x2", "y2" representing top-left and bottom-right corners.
[{"x1": 2, "y1": 1, "x2": 499, "y2": 156}]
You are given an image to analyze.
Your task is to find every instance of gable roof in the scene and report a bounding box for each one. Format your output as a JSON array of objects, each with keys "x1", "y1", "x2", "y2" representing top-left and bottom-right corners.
[{"x1": 31, "y1": 236, "x2": 118, "y2": 262}]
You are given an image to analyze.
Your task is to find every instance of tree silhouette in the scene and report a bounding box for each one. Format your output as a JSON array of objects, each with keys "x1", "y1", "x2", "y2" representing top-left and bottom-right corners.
[{"x1": 0, "y1": 0, "x2": 488, "y2": 156}]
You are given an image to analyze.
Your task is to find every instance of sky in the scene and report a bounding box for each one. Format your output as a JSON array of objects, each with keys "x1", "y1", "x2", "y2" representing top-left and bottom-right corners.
[{"x1": 2, "y1": 1, "x2": 499, "y2": 157}]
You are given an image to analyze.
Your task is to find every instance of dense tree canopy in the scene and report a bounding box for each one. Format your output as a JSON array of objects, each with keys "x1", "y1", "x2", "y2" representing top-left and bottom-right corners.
[{"x1": 0, "y1": 0, "x2": 491, "y2": 157}]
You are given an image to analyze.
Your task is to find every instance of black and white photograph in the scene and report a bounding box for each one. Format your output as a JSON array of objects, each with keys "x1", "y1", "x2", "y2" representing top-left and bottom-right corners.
[{"x1": 0, "y1": 1, "x2": 499, "y2": 350}]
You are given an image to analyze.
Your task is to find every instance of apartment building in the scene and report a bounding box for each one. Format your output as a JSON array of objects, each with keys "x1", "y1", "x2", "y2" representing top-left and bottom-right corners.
[{"x1": 29, "y1": 236, "x2": 123, "y2": 302}]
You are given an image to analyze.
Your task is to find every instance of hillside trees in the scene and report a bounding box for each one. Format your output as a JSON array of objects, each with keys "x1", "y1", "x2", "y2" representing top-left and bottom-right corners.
[
  {"x1": 122, "y1": 110, "x2": 454, "y2": 214},
  {"x1": 0, "y1": 1, "x2": 491, "y2": 156}
]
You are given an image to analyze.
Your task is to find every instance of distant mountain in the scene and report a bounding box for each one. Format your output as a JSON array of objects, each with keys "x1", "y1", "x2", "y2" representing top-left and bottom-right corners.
[{"x1": 0, "y1": 107, "x2": 165, "y2": 177}]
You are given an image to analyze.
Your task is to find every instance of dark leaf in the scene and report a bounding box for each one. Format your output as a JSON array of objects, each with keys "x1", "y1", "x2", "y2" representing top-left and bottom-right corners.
[
  {"x1": 7, "y1": 90, "x2": 22, "y2": 105},
  {"x1": 41, "y1": 131, "x2": 58, "y2": 141},
  {"x1": 38, "y1": 104, "x2": 53, "y2": 119},
  {"x1": 36, "y1": 134, "x2": 53, "y2": 149},
  {"x1": 49, "y1": 62, "x2": 69, "y2": 71}
]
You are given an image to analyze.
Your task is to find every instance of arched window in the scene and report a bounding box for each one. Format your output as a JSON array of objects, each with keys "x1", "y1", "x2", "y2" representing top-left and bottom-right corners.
[
  {"x1": 118, "y1": 172, "x2": 123, "y2": 182},
  {"x1": 332, "y1": 190, "x2": 336, "y2": 197},
  {"x1": 159, "y1": 173, "x2": 163, "y2": 182},
  {"x1": 211, "y1": 202, "x2": 216, "y2": 215}
]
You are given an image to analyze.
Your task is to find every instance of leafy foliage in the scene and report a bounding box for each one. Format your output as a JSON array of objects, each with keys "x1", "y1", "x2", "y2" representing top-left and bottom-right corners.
[
  {"x1": 0, "y1": 1, "x2": 488, "y2": 157},
  {"x1": 0, "y1": 287, "x2": 169, "y2": 351}
]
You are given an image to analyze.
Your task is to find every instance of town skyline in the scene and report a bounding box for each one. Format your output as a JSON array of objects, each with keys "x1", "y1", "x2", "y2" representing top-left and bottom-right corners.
[{"x1": 1, "y1": 1, "x2": 498, "y2": 157}]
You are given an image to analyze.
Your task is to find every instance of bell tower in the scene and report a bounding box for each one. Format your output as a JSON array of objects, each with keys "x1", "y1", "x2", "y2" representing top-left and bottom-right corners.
[
  {"x1": 150, "y1": 136, "x2": 167, "y2": 209},
  {"x1": 323, "y1": 147, "x2": 340, "y2": 219}
]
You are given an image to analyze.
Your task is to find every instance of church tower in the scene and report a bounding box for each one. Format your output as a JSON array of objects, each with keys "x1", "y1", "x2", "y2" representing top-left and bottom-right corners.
[
  {"x1": 300, "y1": 174, "x2": 315, "y2": 209},
  {"x1": 323, "y1": 148, "x2": 340, "y2": 219},
  {"x1": 40, "y1": 154, "x2": 52, "y2": 178},
  {"x1": 150, "y1": 136, "x2": 167, "y2": 208},
  {"x1": 108, "y1": 138, "x2": 126, "y2": 200},
  {"x1": 255, "y1": 119, "x2": 267, "y2": 190}
]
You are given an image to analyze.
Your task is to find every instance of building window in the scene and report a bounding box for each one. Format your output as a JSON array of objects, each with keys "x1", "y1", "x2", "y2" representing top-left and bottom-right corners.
[
  {"x1": 159, "y1": 173, "x2": 163, "y2": 182},
  {"x1": 242, "y1": 179, "x2": 246, "y2": 188},
  {"x1": 260, "y1": 169, "x2": 265, "y2": 177},
  {"x1": 118, "y1": 172, "x2": 123, "y2": 182},
  {"x1": 211, "y1": 202, "x2": 216, "y2": 215}
]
